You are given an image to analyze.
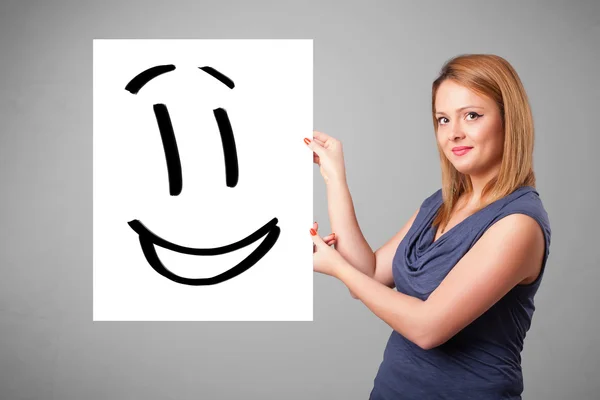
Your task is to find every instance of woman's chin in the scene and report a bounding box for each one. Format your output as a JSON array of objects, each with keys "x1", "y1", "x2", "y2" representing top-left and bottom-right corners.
[
  {"x1": 453, "y1": 164, "x2": 493, "y2": 177},
  {"x1": 451, "y1": 163, "x2": 474, "y2": 175}
]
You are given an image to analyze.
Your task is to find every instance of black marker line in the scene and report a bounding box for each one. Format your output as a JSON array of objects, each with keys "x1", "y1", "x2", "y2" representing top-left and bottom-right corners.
[
  {"x1": 199, "y1": 66, "x2": 235, "y2": 89},
  {"x1": 213, "y1": 108, "x2": 239, "y2": 188},
  {"x1": 128, "y1": 217, "x2": 279, "y2": 254},
  {"x1": 138, "y1": 225, "x2": 279, "y2": 285},
  {"x1": 153, "y1": 104, "x2": 182, "y2": 196},
  {"x1": 128, "y1": 218, "x2": 281, "y2": 286},
  {"x1": 125, "y1": 64, "x2": 176, "y2": 94}
]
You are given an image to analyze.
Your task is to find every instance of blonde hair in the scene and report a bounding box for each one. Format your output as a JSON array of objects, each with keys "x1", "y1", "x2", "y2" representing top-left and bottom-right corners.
[{"x1": 431, "y1": 54, "x2": 536, "y2": 233}]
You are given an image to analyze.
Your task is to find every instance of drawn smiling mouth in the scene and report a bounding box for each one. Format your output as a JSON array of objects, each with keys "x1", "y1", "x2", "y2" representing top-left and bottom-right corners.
[{"x1": 127, "y1": 217, "x2": 280, "y2": 286}]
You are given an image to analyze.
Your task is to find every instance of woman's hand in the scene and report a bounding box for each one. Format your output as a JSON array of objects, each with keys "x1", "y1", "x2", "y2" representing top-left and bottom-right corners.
[
  {"x1": 311, "y1": 221, "x2": 347, "y2": 277},
  {"x1": 312, "y1": 221, "x2": 336, "y2": 253},
  {"x1": 305, "y1": 130, "x2": 347, "y2": 185}
]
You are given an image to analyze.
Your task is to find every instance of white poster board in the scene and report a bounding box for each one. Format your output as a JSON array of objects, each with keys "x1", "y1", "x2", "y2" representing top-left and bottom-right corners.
[{"x1": 93, "y1": 39, "x2": 313, "y2": 321}]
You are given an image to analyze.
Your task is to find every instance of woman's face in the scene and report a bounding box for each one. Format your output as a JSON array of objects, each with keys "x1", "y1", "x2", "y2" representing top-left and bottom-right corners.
[{"x1": 434, "y1": 79, "x2": 504, "y2": 177}]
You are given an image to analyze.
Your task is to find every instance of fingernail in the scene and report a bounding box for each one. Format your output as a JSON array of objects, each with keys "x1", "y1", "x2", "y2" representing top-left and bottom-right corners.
[
  {"x1": 310, "y1": 229, "x2": 316, "y2": 236},
  {"x1": 304, "y1": 138, "x2": 311, "y2": 145},
  {"x1": 332, "y1": 233, "x2": 335, "y2": 237}
]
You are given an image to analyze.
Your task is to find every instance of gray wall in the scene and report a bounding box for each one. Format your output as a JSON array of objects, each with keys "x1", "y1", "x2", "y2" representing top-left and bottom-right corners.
[{"x1": 1, "y1": 0, "x2": 598, "y2": 399}]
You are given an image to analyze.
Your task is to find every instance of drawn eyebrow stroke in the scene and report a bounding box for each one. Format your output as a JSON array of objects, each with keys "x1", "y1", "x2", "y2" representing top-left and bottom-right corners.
[
  {"x1": 125, "y1": 64, "x2": 176, "y2": 94},
  {"x1": 125, "y1": 65, "x2": 235, "y2": 94},
  {"x1": 199, "y1": 66, "x2": 235, "y2": 89}
]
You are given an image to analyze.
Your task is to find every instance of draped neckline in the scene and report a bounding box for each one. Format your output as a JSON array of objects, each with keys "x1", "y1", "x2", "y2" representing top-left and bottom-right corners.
[
  {"x1": 426, "y1": 186, "x2": 535, "y2": 249},
  {"x1": 430, "y1": 201, "x2": 482, "y2": 246},
  {"x1": 398, "y1": 185, "x2": 539, "y2": 287}
]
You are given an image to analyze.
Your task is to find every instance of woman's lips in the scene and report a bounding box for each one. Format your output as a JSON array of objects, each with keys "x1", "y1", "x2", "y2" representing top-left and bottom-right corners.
[{"x1": 452, "y1": 147, "x2": 473, "y2": 156}]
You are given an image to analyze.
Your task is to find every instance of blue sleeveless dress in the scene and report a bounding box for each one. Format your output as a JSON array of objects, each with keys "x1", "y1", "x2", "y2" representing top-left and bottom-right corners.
[{"x1": 369, "y1": 185, "x2": 552, "y2": 400}]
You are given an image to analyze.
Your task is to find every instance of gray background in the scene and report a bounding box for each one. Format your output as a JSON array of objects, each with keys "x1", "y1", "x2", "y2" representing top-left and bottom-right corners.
[{"x1": 1, "y1": 0, "x2": 598, "y2": 399}]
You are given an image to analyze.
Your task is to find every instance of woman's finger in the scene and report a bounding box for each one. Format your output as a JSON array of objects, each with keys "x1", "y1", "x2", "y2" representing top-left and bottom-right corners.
[
  {"x1": 313, "y1": 130, "x2": 334, "y2": 142},
  {"x1": 315, "y1": 238, "x2": 335, "y2": 251},
  {"x1": 313, "y1": 138, "x2": 325, "y2": 147}
]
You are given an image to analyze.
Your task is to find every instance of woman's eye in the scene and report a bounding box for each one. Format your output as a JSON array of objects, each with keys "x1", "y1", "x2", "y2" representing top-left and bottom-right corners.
[
  {"x1": 437, "y1": 117, "x2": 448, "y2": 124},
  {"x1": 466, "y1": 112, "x2": 482, "y2": 120}
]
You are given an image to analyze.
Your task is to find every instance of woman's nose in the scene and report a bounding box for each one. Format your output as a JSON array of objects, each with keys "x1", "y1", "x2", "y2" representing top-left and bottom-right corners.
[{"x1": 448, "y1": 122, "x2": 465, "y2": 141}]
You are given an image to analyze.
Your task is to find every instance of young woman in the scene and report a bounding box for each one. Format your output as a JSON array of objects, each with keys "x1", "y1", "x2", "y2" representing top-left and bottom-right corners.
[{"x1": 305, "y1": 54, "x2": 551, "y2": 399}]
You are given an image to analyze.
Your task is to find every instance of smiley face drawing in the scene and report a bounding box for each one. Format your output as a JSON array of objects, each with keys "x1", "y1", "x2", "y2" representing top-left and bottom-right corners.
[{"x1": 124, "y1": 64, "x2": 281, "y2": 286}]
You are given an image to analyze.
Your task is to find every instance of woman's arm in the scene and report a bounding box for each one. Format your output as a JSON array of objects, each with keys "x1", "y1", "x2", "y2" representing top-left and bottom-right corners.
[
  {"x1": 327, "y1": 176, "x2": 419, "y2": 298},
  {"x1": 333, "y1": 213, "x2": 545, "y2": 349},
  {"x1": 326, "y1": 178, "x2": 376, "y2": 281}
]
